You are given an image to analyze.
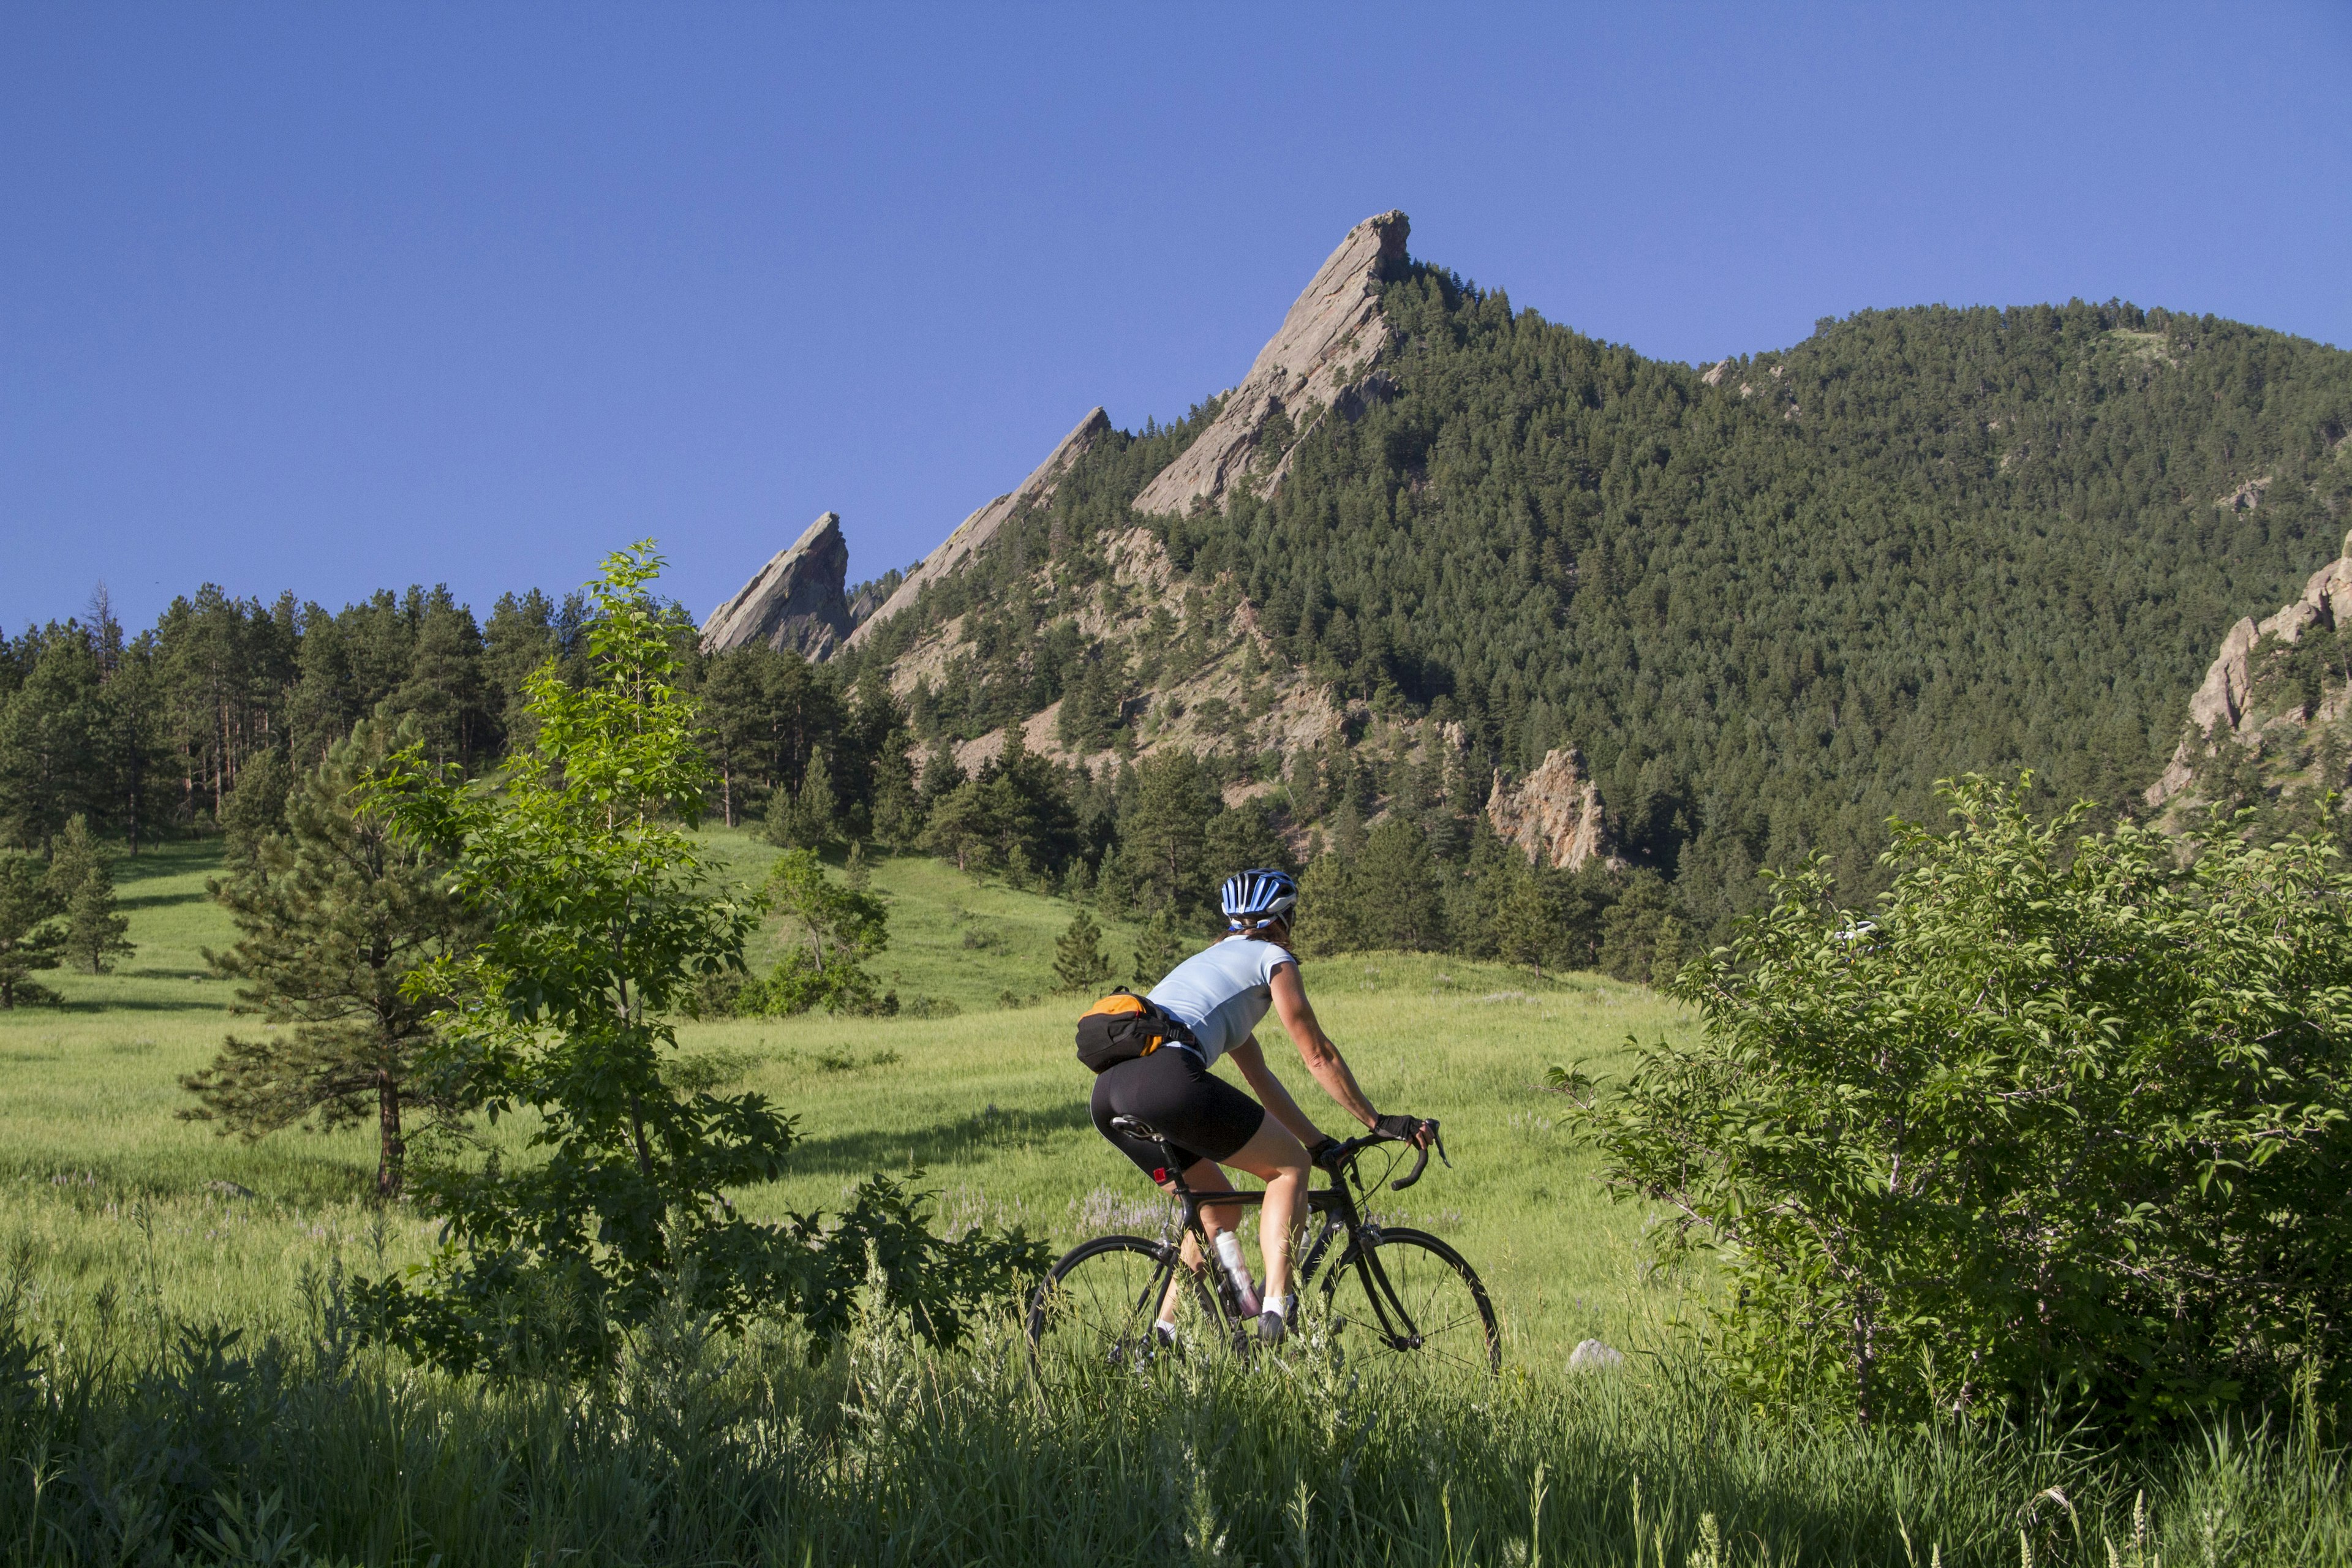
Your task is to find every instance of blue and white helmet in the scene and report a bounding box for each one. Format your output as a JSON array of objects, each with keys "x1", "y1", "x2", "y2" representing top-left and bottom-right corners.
[{"x1": 1219, "y1": 868, "x2": 1299, "y2": 928}]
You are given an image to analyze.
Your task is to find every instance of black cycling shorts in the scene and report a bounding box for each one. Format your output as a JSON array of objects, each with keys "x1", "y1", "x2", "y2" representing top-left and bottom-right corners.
[{"x1": 1091, "y1": 1047, "x2": 1265, "y2": 1180}]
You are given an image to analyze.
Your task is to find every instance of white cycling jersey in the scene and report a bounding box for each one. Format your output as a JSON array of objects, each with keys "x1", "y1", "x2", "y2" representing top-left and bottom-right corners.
[{"x1": 1146, "y1": 935, "x2": 1298, "y2": 1069}]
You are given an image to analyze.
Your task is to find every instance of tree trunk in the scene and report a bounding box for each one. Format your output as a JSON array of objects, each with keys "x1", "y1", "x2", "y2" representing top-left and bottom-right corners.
[
  {"x1": 377, "y1": 1066, "x2": 405, "y2": 1201},
  {"x1": 627, "y1": 1095, "x2": 654, "y2": 1178}
]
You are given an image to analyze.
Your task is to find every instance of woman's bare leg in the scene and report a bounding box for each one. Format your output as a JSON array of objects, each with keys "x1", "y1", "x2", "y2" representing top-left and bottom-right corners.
[
  {"x1": 1219, "y1": 1120, "x2": 1311, "y2": 1305},
  {"x1": 1156, "y1": 1161, "x2": 1240, "y2": 1322}
]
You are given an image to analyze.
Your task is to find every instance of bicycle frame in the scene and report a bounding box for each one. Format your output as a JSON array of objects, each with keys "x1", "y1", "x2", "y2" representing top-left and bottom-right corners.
[{"x1": 1137, "y1": 1134, "x2": 1438, "y2": 1352}]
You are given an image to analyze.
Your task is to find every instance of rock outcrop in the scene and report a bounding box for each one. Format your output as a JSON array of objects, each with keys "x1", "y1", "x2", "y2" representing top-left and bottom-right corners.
[
  {"x1": 1487, "y1": 748, "x2": 1621, "y2": 871},
  {"x1": 842, "y1": 407, "x2": 1112, "y2": 650},
  {"x1": 2147, "y1": 530, "x2": 2352, "y2": 805},
  {"x1": 701, "y1": 511, "x2": 854, "y2": 658},
  {"x1": 1132, "y1": 211, "x2": 1410, "y2": 517}
]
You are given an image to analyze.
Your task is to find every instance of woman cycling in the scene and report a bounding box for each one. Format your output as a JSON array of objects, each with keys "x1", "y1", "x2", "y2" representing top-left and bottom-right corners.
[{"x1": 1090, "y1": 867, "x2": 1433, "y2": 1344}]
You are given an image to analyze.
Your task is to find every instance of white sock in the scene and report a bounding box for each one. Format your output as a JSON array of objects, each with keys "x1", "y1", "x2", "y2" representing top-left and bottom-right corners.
[
  {"x1": 1263, "y1": 1294, "x2": 1287, "y2": 1320},
  {"x1": 1155, "y1": 1317, "x2": 1177, "y2": 1335}
]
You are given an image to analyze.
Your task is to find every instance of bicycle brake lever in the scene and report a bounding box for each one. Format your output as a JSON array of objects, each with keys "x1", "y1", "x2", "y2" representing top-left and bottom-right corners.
[{"x1": 1433, "y1": 1123, "x2": 1450, "y2": 1169}]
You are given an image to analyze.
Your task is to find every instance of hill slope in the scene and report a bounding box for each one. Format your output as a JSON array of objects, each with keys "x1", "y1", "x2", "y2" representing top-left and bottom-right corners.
[{"x1": 816, "y1": 214, "x2": 2352, "y2": 922}]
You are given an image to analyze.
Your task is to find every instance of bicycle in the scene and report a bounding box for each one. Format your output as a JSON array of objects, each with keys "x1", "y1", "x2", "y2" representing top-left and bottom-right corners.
[{"x1": 1027, "y1": 1115, "x2": 1499, "y2": 1374}]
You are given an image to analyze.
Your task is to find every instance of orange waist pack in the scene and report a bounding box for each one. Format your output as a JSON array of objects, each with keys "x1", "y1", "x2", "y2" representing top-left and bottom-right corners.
[{"x1": 1074, "y1": 989, "x2": 1197, "y2": 1073}]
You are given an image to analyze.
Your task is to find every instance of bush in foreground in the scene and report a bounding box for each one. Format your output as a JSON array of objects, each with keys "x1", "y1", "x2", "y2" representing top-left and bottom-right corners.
[{"x1": 1567, "y1": 777, "x2": 2352, "y2": 1429}]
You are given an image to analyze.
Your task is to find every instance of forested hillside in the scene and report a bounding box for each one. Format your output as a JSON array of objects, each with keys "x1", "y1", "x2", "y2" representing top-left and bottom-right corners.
[
  {"x1": 8, "y1": 251, "x2": 2351, "y2": 978},
  {"x1": 837, "y1": 268, "x2": 2352, "y2": 937}
]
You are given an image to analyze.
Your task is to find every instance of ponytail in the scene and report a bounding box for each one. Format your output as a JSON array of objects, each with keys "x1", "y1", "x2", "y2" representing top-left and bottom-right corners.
[{"x1": 1231, "y1": 914, "x2": 1292, "y2": 945}]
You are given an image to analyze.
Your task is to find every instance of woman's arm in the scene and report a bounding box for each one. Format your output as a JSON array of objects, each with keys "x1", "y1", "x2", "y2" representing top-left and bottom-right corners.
[
  {"x1": 1267, "y1": 963, "x2": 1380, "y2": 1131},
  {"x1": 1226, "y1": 1036, "x2": 1325, "y2": 1145}
]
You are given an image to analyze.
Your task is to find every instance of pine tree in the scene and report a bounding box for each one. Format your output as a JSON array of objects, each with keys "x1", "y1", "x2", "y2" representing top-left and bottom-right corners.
[
  {"x1": 1054, "y1": 909, "x2": 1115, "y2": 993},
  {"x1": 0, "y1": 631, "x2": 104, "y2": 848},
  {"x1": 47, "y1": 815, "x2": 132, "y2": 974},
  {"x1": 1202, "y1": 799, "x2": 1295, "y2": 883},
  {"x1": 1597, "y1": 869, "x2": 1676, "y2": 983},
  {"x1": 697, "y1": 647, "x2": 771, "y2": 828},
  {"x1": 1292, "y1": 849, "x2": 1360, "y2": 957},
  {"x1": 794, "y1": 751, "x2": 839, "y2": 846},
  {"x1": 1355, "y1": 818, "x2": 1445, "y2": 951},
  {"x1": 1057, "y1": 649, "x2": 1124, "y2": 752},
  {"x1": 0, "y1": 854, "x2": 65, "y2": 1008},
  {"x1": 865, "y1": 726, "x2": 924, "y2": 849},
  {"x1": 918, "y1": 739, "x2": 965, "y2": 813},
  {"x1": 1119, "y1": 752, "x2": 1216, "y2": 914},
  {"x1": 763, "y1": 750, "x2": 840, "y2": 850},
  {"x1": 179, "y1": 720, "x2": 471, "y2": 1199},
  {"x1": 921, "y1": 782, "x2": 993, "y2": 873},
  {"x1": 220, "y1": 748, "x2": 292, "y2": 873},
  {"x1": 1493, "y1": 869, "x2": 1558, "y2": 979},
  {"x1": 1327, "y1": 797, "x2": 1366, "y2": 860},
  {"x1": 1649, "y1": 914, "x2": 1687, "y2": 986},
  {"x1": 1131, "y1": 903, "x2": 1187, "y2": 987}
]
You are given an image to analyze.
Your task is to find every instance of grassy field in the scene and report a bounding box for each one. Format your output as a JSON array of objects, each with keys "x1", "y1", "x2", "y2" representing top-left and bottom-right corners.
[
  {"x1": 2, "y1": 835, "x2": 2343, "y2": 1565},
  {"x1": 0, "y1": 832, "x2": 1688, "y2": 1366}
]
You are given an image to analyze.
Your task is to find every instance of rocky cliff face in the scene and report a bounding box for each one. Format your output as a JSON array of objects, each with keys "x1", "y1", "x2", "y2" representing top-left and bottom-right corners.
[
  {"x1": 701, "y1": 511, "x2": 855, "y2": 658},
  {"x1": 842, "y1": 408, "x2": 1112, "y2": 651},
  {"x1": 1487, "y1": 749, "x2": 1621, "y2": 872},
  {"x1": 1131, "y1": 211, "x2": 1410, "y2": 516},
  {"x1": 2147, "y1": 530, "x2": 2352, "y2": 806},
  {"x1": 793, "y1": 209, "x2": 1603, "y2": 872},
  {"x1": 725, "y1": 213, "x2": 1411, "y2": 659}
]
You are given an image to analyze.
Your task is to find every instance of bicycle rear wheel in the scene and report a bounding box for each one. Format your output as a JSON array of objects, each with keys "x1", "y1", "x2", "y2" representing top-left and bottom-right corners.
[
  {"x1": 1027, "y1": 1234, "x2": 1224, "y2": 1372},
  {"x1": 1316, "y1": 1227, "x2": 1499, "y2": 1374}
]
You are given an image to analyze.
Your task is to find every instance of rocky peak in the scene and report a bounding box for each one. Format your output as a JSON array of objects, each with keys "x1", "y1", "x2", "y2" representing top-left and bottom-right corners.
[
  {"x1": 842, "y1": 407, "x2": 1112, "y2": 651},
  {"x1": 1487, "y1": 748, "x2": 1622, "y2": 871},
  {"x1": 1132, "y1": 211, "x2": 1410, "y2": 516},
  {"x1": 701, "y1": 511, "x2": 853, "y2": 659},
  {"x1": 2146, "y1": 529, "x2": 2352, "y2": 805}
]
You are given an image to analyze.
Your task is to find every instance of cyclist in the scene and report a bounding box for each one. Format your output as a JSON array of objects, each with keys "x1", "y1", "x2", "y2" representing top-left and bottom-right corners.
[{"x1": 1088, "y1": 867, "x2": 1433, "y2": 1344}]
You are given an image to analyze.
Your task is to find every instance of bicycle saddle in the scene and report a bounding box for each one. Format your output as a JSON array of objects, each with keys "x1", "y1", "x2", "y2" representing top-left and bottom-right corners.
[{"x1": 1108, "y1": 1114, "x2": 1167, "y2": 1142}]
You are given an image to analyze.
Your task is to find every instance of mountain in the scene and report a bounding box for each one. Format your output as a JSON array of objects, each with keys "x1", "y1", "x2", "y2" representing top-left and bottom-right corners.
[
  {"x1": 844, "y1": 408, "x2": 1112, "y2": 650},
  {"x1": 1129, "y1": 211, "x2": 1409, "y2": 515},
  {"x1": 702, "y1": 512, "x2": 856, "y2": 658},
  {"x1": 2144, "y1": 522, "x2": 2352, "y2": 837},
  {"x1": 710, "y1": 210, "x2": 2352, "y2": 922}
]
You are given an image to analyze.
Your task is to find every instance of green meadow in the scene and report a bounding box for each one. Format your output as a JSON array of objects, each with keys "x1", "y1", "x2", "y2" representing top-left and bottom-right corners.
[
  {"x1": 0, "y1": 832, "x2": 1686, "y2": 1366},
  {"x1": 2, "y1": 837, "x2": 2343, "y2": 1565}
]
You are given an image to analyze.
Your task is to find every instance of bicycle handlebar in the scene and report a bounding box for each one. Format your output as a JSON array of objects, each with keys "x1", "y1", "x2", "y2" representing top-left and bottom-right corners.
[{"x1": 1324, "y1": 1118, "x2": 1448, "y2": 1191}]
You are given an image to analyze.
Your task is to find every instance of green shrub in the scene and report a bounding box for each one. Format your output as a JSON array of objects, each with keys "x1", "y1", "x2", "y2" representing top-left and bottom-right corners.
[
  {"x1": 753, "y1": 848, "x2": 889, "y2": 1015},
  {"x1": 1566, "y1": 775, "x2": 2352, "y2": 1428}
]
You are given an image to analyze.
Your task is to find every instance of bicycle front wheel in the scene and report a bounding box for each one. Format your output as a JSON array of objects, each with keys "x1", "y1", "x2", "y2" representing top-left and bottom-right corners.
[
  {"x1": 1317, "y1": 1227, "x2": 1499, "y2": 1374},
  {"x1": 1027, "y1": 1234, "x2": 1221, "y2": 1372}
]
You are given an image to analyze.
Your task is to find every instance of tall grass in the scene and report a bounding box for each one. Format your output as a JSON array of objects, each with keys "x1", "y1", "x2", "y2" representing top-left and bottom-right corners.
[{"x1": 1, "y1": 1262, "x2": 2342, "y2": 1567}]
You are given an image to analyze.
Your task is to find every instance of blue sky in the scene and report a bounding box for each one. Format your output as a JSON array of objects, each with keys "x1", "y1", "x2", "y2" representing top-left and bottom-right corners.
[{"x1": 4, "y1": 3, "x2": 2348, "y2": 631}]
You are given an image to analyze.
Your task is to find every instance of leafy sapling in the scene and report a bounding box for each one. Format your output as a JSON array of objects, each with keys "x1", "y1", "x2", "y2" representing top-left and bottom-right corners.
[{"x1": 356, "y1": 543, "x2": 786, "y2": 1373}]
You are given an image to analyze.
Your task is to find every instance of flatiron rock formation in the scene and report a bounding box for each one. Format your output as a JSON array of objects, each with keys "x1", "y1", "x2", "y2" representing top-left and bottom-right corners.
[
  {"x1": 1487, "y1": 748, "x2": 1621, "y2": 872},
  {"x1": 2147, "y1": 530, "x2": 2352, "y2": 805},
  {"x1": 1132, "y1": 211, "x2": 1410, "y2": 516},
  {"x1": 701, "y1": 511, "x2": 854, "y2": 658},
  {"x1": 843, "y1": 407, "x2": 1112, "y2": 650}
]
